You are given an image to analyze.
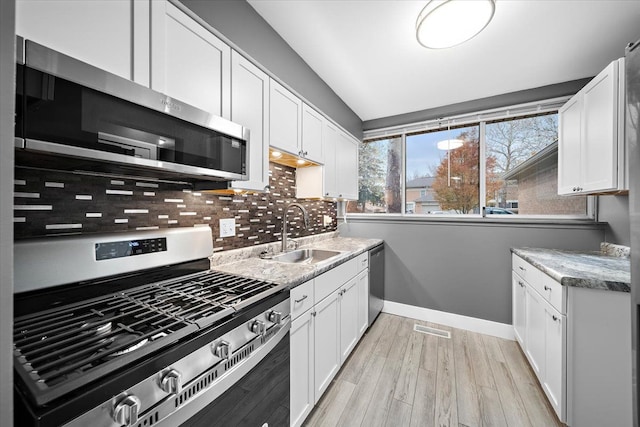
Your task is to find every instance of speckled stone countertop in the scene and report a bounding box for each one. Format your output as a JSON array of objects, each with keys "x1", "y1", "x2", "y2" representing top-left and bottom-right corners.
[
  {"x1": 511, "y1": 247, "x2": 630, "y2": 293},
  {"x1": 210, "y1": 233, "x2": 383, "y2": 289}
]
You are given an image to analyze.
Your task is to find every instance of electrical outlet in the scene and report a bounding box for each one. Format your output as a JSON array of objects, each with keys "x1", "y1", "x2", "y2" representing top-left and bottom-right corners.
[
  {"x1": 323, "y1": 215, "x2": 333, "y2": 226},
  {"x1": 219, "y1": 218, "x2": 236, "y2": 238}
]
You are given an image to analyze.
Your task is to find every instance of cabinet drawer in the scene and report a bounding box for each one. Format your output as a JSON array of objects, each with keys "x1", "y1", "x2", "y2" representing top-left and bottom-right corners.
[
  {"x1": 356, "y1": 252, "x2": 368, "y2": 273},
  {"x1": 512, "y1": 254, "x2": 540, "y2": 284},
  {"x1": 291, "y1": 279, "x2": 314, "y2": 320},
  {"x1": 538, "y1": 273, "x2": 566, "y2": 314},
  {"x1": 315, "y1": 258, "x2": 357, "y2": 303}
]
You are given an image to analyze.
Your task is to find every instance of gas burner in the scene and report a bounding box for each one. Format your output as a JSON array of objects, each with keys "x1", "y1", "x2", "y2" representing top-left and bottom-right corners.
[{"x1": 104, "y1": 332, "x2": 149, "y2": 358}]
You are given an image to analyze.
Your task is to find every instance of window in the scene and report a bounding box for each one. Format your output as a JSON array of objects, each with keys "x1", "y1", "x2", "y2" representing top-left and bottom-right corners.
[
  {"x1": 406, "y1": 125, "x2": 480, "y2": 215},
  {"x1": 486, "y1": 114, "x2": 586, "y2": 216},
  {"x1": 350, "y1": 107, "x2": 590, "y2": 219},
  {"x1": 348, "y1": 137, "x2": 401, "y2": 214}
]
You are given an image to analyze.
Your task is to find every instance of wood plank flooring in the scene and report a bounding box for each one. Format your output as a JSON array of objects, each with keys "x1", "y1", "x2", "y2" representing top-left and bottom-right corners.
[{"x1": 303, "y1": 313, "x2": 563, "y2": 427}]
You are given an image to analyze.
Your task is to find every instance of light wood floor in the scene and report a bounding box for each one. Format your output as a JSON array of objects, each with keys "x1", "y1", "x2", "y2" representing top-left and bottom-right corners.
[{"x1": 303, "y1": 313, "x2": 564, "y2": 427}]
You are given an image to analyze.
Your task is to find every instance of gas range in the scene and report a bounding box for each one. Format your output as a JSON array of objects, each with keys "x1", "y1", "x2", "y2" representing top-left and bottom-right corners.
[{"x1": 13, "y1": 227, "x2": 290, "y2": 427}]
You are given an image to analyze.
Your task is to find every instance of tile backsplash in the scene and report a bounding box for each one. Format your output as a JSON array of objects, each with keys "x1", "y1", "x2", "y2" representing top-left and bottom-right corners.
[{"x1": 14, "y1": 162, "x2": 337, "y2": 251}]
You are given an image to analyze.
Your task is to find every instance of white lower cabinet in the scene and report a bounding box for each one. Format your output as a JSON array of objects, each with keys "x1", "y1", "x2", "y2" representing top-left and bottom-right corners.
[
  {"x1": 290, "y1": 253, "x2": 371, "y2": 426},
  {"x1": 339, "y1": 277, "x2": 359, "y2": 364},
  {"x1": 512, "y1": 254, "x2": 630, "y2": 426},
  {"x1": 524, "y1": 284, "x2": 545, "y2": 378},
  {"x1": 512, "y1": 272, "x2": 526, "y2": 346},
  {"x1": 313, "y1": 289, "x2": 341, "y2": 401},
  {"x1": 290, "y1": 308, "x2": 315, "y2": 427},
  {"x1": 543, "y1": 301, "x2": 565, "y2": 418},
  {"x1": 356, "y1": 269, "x2": 369, "y2": 339},
  {"x1": 513, "y1": 255, "x2": 566, "y2": 422}
]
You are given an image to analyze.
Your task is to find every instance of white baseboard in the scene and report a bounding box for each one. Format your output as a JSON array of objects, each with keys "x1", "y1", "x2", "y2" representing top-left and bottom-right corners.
[{"x1": 382, "y1": 300, "x2": 515, "y2": 340}]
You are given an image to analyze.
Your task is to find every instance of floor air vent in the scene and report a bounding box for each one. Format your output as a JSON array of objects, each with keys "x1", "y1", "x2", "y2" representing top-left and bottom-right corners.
[{"x1": 413, "y1": 324, "x2": 451, "y2": 339}]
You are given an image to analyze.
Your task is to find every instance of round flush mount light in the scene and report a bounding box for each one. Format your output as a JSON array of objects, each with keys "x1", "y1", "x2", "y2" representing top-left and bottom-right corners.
[{"x1": 416, "y1": 0, "x2": 496, "y2": 49}]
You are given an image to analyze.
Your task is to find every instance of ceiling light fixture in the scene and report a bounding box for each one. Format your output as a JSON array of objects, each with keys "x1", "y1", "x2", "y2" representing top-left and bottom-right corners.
[
  {"x1": 271, "y1": 150, "x2": 282, "y2": 158},
  {"x1": 416, "y1": 0, "x2": 496, "y2": 49}
]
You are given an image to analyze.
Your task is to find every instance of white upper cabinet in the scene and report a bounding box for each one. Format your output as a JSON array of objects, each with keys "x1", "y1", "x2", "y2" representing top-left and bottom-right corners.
[
  {"x1": 336, "y1": 131, "x2": 359, "y2": 200},
  {"x1": 16, "y1": 0, "x2": 150, "y2": 85},
  {"x1": 558, "y1": 58, "x2": 626, "y2": 195},
  {"x1": 269, "y1": 79, "x2": 302, "y2": 156},
  {"x1": 295, "y1": 123, "x2": 359, "y2": 200},
  {"x1": 269, "y1": 79, "x2": 324, "y2": 164},
  {"x1": 301, "y1": 103, "x2": 324, "y2": 163},
  {"x1": 229, "y1": 51, "x2": 269, "y2": 192},
  {"x1": 322, "y1": 122, "x2": 339, "y2": 198},
  {"x1": 151, "y1": 1, "x2": 230, "y2": 118}
]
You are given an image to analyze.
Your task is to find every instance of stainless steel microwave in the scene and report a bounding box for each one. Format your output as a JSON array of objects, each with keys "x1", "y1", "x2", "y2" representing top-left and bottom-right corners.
[{"x1": 15, "y1": 39, "x2": 248, "y2": 183}]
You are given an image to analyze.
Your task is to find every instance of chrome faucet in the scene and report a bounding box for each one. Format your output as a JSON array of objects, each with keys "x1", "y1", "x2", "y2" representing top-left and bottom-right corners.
[{"x1": 282, "y1": 203, "x2": 310, "y2": 253}]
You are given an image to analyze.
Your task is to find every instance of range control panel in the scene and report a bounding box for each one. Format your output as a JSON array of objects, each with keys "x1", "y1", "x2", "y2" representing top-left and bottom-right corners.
[{"x1": 95, "y1": 237, "x2": 167, "y2": 261}]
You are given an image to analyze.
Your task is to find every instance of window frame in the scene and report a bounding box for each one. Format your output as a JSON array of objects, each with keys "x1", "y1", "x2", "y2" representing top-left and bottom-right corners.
[{"x1": 351, "y1": 97, "x2": 596, "y2": 221}]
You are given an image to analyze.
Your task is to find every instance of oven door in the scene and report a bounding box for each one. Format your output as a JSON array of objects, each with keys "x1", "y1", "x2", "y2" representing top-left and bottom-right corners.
[{"x1": 159, "y1": 321, "x2": 290, "y2": 427}]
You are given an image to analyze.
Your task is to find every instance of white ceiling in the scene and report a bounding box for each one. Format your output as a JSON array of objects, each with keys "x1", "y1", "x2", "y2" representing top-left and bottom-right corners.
[{"x1": 247, "y1": 0, "x2": 640, "y2": 122}]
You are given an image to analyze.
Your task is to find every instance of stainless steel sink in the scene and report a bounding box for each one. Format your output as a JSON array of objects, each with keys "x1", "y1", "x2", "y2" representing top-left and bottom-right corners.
[{"x1": 270, "y1": 248, "x2": 343, "y2": 264}]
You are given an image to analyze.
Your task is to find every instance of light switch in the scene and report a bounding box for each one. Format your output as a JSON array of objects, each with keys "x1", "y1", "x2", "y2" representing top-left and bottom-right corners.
[{"x1": 219, "y1": 218, "x2": 236, "y2": 237}]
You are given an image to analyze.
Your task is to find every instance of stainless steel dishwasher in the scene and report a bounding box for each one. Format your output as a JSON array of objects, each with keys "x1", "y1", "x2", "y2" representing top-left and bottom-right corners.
[{"x1": 369, "y1": 243, "x2": 385, "y2": 326}]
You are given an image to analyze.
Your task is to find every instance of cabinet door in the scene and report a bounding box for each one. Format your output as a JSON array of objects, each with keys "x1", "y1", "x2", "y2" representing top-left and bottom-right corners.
[
  {"x1": 323, "y1": 122, "x2": 339, "y2": 198},
  {"x1": 302, "y1": 104, "x2": 324, "y2": 163},
  {"x1": 558, "y1": 95, "x2": 582, "y2": 195},
  {"x1": 336, "y1": 132, "x2": 359, "y2": 200},
  {"x1": 290, "y1": 310, "x2": 315, "y2": 427},
  {"x1": 151, "y1": 1, "x2": 230, "y2": 118},
  {"x1": 525, "y1": 285, "x2": 545, "y2": 378},
  {"x1": 16, "y1": 0, "x2": 149, "y2": 84},
  {"x1": 356, "y1": 269, "x2": 369, "y2": 339},
  {"x1": 512, "y1": 272, "x2": 527, "y2": 347},
  {"x1": 314, "y1": 290, "x2": 341, "y2": 403},
  {"x1": 543, "y1": 303, "x2": 566, "y2": 421},
  {"x1": 229, "y1": 51, "x2": 269, "y2": 192},
  {"x1": 270, "y1": 79, "x2": 301, "y2": 155},
  {"x1": 339, "y1": 278, "x2": 359, "y2": 363},
  {"x1": 581, "y1": 60, "x2": 619, "y2": 193}
]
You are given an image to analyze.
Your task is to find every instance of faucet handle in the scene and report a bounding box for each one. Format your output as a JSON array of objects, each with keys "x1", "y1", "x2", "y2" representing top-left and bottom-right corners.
[{"x1": 287, "y1": 239, "x2": 300, "y2": 250}]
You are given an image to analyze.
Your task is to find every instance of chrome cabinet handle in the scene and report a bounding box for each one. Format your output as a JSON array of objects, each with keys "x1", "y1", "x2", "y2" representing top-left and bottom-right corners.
[
  {"x1": 544, "y1": 285, "x2": 551, "y2": 291},
  {"x1": 552, "y1": 315, "x2": 560, "y2": 322},
  {"x1": 518, "y1": 281, "x2": 524, "y2": 287},
  {"x1": 311, "y1": 311, "x2": 317, "y2": 317},
  {"x1": 294, "y1": 295, "x2": 308, "y2": 304}
]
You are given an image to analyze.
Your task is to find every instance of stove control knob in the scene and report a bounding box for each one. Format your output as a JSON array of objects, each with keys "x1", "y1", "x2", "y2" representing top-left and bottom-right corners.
[
  {"x1": 159, "y1": 369, "x2": 182, "y2": 395},
  {"x1": 267, "y1": 310, "x2": 282, "y2": 325},
  {"x1": 212, "y1": 341, "x2": 230, "y2": 359},
  {"x1": 112, "y1": 393, "x2": 141, "y2": 426},
  {"x1": 249, "y1": 319, "x2": 266, "y2": 335}
]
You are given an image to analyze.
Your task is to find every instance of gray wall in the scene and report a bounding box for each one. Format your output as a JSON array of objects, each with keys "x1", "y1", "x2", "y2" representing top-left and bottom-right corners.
[
  {"x1": 178, "y1": 0, "x2": 363, "y2": 139},
  {"x1": 339, "y1": 219, "x2": 605, "y2": 325},
  {"x1": 1, "y1": 0, "x2": 15, "y2": 424},
  {"x1": 599, "y1": 195, "x2": 631, "y2": 246},
  {"x1": 363, "y1": 78, "x2": 591, "y2": 131}
]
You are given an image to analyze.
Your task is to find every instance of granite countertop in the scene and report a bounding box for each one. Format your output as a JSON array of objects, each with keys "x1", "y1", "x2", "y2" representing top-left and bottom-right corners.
[
  {"x1": 511, "y1": 247, "x2": 630, "y2": 292},
  {"x1": 210, "y1": 233, "x2": 383, "y2": 289}
]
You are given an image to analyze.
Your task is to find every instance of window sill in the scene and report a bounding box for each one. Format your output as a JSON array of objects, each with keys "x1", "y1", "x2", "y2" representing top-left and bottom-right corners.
[{"x1": 342, "y1": 213, "x2": 604, "y2": 228}]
